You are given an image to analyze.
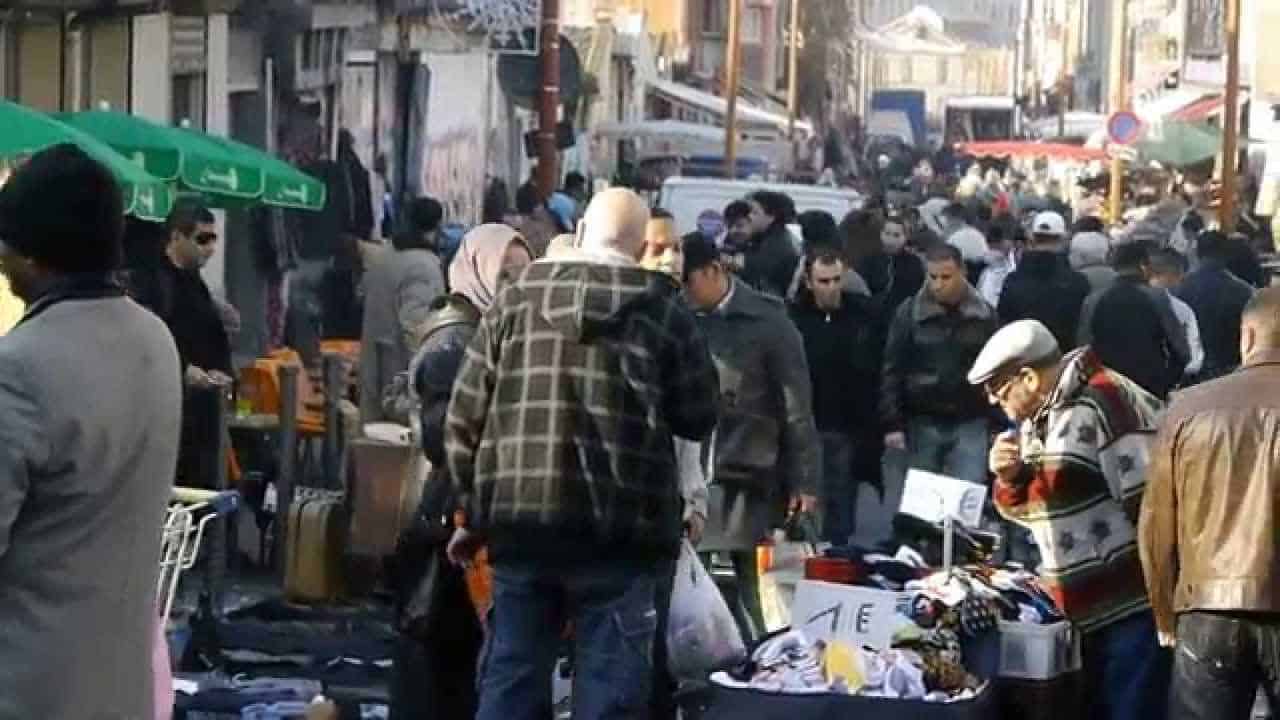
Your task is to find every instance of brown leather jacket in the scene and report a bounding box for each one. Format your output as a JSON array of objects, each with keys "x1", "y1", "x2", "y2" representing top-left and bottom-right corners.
[{"x1": 1139, "y1": 349, "x2": 1280, "y2": 635}]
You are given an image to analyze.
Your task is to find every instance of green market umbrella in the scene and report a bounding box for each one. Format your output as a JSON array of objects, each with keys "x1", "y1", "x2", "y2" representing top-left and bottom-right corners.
[
  {"x1": 177, "y1": 129, "x2": 326, "y2": 211},
  {"x1": 1137, "y1": 120, "x2": 1223, "y2": 168},
  {"x1": 58, "y1": 110, "x2": 266, "y2": 206},
  {"x1": 0, "y1": 100, "x2": 174, "y2": 222}
]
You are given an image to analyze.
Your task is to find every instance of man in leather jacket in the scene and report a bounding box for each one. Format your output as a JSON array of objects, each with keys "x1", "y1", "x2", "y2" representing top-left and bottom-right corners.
[{"x1": 1141, "y1": 288, "x2": 1280, "y2": 720}]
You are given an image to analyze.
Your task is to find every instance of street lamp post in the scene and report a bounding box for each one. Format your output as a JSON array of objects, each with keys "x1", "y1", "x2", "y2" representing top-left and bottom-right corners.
[
  {"x1": 724, "y1": 0, "x2": 743, "y2": 180},
  {"x1": 1220, "y1": 0, "x2": 1242, "y2": 232}
]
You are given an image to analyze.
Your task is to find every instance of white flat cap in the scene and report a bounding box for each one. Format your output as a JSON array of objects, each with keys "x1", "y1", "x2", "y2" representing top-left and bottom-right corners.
[{"x1": 968, "y1": 320, "x2": 1061, "y2": 385}]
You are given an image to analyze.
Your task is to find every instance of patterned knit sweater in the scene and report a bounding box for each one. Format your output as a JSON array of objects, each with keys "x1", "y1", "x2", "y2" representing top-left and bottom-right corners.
[{"x1": 994, "y1": 348, "x2": 1163, "y2": 633}]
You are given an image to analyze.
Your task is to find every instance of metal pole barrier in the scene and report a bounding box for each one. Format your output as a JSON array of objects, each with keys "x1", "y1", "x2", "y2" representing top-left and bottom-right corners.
[
  {"x1": 275, "y1": 364, "x2": 300, "y2": 580},
  {"x1": 205, "y1": 386, "x2": 231, "y2": 617},
  {"x1": 322, "y1": 353, "x2": 343, "y2": 490}
]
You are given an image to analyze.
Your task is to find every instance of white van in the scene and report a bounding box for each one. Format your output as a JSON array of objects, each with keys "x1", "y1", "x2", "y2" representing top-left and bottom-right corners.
[{"x1": 656, "y1": 177, "x2": 865, "y2": 237}]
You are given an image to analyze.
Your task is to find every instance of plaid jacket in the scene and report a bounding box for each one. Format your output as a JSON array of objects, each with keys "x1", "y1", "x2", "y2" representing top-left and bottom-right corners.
[
  {"x1": 995, "y1": 348, "x2": 1164, "y2": 632},
  {"x1": 445, "y1": 260, "x2": 720, "y2": 563}
]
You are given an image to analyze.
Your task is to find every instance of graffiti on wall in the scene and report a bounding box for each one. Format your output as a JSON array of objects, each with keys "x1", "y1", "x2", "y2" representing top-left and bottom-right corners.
[
  {"x1": 423, "y1": 127, "x2": 485, "y2": 225},
  {"x1": 421, "y1": 52, "x2": 490, "y2": 226}
]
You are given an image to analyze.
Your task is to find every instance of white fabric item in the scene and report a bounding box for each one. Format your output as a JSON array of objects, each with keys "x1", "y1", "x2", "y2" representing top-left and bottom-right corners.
[
  {"x1": 1069, "y1": 232, "x2": 1112, "y2": 269},
  {"x1": 947, "y1": 227, "x2": 990, "y2": 262},
  {"x1": 977, "y1": 255, "x2": 1015, "y2": 308},
  {"x1": 675, "y1": 438, "x2": 708, "y2": 522},
  {"x1": 1164, "y1": 290, "x2": 1205, "y2": 376}
]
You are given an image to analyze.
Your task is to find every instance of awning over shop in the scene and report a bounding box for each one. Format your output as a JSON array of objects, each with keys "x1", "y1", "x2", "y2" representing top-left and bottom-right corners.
[
  {"x1": 1136, "y1": 89, "x2": 1215, "y2": 122},
  {"x1": 956, "y1": 141, "x2": 1108, "y2": 163},
  {"x1": 646, "y1": 78, "x2": 813, "y2": 137},
  {"x1": 1170, "y1": 93, "x2": 1247, "y2": 123}
]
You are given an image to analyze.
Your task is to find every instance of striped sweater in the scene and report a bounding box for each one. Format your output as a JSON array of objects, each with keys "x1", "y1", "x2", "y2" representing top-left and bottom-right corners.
[{"x1": 994, "y1": 348, "x2": 1163, "y2": 633}]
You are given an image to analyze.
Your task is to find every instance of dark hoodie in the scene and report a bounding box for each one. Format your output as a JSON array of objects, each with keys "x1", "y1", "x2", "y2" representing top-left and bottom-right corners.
[{"x1": 445, "y1": 260, "x2": 720, "y2": 564}]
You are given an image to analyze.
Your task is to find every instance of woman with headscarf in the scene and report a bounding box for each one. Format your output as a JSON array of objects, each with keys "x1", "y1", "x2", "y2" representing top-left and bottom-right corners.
[{"x1": 388, "y1": 224, "x2": 532, "y2": 720}]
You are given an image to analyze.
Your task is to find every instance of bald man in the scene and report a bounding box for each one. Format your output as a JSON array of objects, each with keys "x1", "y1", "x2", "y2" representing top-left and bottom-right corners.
[
  {"x1": 446, "y1": 188, "x2": 721, "y2": 720},
  {"x1": 1141, "y1": 287, "x2": 1280, "y2": 720}
]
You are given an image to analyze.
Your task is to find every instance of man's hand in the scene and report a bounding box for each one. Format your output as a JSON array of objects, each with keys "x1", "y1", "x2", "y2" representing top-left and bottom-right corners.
[
  {"x1": 185, "y1": 366, "x2": 211, "y2": 388},
  {"x1": 990, "y1": 431, "x2": 1024, "y2": 483},
  {"x1": 1158, "y1": 631, "x2": 1176, "y2": 648},
  {"x1": 790, "y1": 494, "x2": 819, "y2": 515},
  {"x1": 884, "y1": 431, "x2": 907, "y2": 451},
  {"x1": 684, "y1": 512, "x2": 706, "y2": 546},
  {"x1": 446, "y1": 527, "x2": 485, "y2": 567},
  {"x1": 207, "y1": 370, "x2": 234, "y2": 387}
]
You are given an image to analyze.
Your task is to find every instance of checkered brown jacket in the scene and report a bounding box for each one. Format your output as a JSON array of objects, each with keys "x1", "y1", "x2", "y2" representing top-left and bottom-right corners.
[{"x1": 445, "y1": 260, "x2": 720, "y2": 561}]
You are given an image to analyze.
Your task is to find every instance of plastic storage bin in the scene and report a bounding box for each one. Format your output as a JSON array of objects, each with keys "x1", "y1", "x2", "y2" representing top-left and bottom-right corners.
[{"x1": 996, "y1": 621, "x2": 1081, "y2": 680}]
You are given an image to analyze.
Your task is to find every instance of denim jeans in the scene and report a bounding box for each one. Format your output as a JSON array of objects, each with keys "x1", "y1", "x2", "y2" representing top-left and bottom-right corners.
[
  {"x1": 477, "y1": 560, "x2": 659, "y2": 720},
  {"x1": 1082, "y1": 610, "x2": 1172, "y2": 720},
  {"x1": 1169, "y1": 611, "x2": 1280, "y2": 720},
  {"x1": 906, "y1": 417, "x2": 990, "y2": 485},
  {"x1": 819, "y1": 432, "x2": 856, "y2": 546}
]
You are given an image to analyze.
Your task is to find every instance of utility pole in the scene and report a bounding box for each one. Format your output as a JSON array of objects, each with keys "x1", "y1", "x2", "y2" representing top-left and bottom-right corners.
[
  {"x1": 1058, "y1": 0, "x2": 1075, "y2": 138},
  {"x1": 535, "y1": 0, "x2": 561, "y2": 198},
  {"x1": 724, "y1": 0, "x2": 743, "y2": 180},
  {"x1": 1107, "y1": 0, "x2": 1128, "y2": 225},
  {"x1": 787, "y1": 0, "x2": 801, "y2": 172},
  {"x1": 1219, "y1": 0, "x2": 1242, "y2": 232}
]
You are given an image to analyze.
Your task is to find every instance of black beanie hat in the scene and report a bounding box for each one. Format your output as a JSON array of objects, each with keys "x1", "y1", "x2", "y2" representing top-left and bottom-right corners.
[{"x1": 0, "y1": 143, "x2": 125, "y2": 273}]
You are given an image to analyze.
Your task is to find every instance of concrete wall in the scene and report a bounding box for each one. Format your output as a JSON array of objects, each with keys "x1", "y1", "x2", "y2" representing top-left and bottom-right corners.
[{"x1": 131, "y1": 13, "x2": 172, "y2": 122}]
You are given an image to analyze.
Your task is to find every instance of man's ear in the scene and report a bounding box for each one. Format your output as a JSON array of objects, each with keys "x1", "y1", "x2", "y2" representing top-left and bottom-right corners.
[{"x1": 1241, "y1": 322, "x2": 1257, "y2": 365}]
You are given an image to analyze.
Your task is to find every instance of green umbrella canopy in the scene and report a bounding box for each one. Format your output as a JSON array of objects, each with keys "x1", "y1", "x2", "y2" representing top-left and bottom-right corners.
[
  {"x1": 176, "y1": 129, "x2": 326, "y2": 212},
  {"x1": 58, "y1": 110, "x2": 266, "y2": 204},
  {"x1": 0, "y1": 100, "x2": 174, "y2": 222},
  {"x1": 1137, "y1": 120, "x2": 1223, "y2": 168}
]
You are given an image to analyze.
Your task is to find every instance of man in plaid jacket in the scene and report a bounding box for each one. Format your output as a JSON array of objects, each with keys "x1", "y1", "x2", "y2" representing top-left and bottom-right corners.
[
  {"x1": 445, "y1": 188, "x2": 720, "y2": 720},
  {"x1": 969, "y1": 319, "x2": 1169, "y2": 720}
]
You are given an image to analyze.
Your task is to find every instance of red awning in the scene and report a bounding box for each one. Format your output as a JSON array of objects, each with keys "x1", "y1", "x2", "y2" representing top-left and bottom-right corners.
[
  {"x1": 1171, "y1": 95, "x2": 1224, "y2": 122},
  {"x1": 955, "y1": 141, "x2": 1108, "y2": 163}
]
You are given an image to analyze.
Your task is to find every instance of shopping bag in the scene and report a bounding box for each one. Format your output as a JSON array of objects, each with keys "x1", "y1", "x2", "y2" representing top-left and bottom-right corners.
[
  {"x1": 667, "y1": 539, "x2": 748, "y2": 681},
  {"x1": 153, "y1": 616, "x2": 172, "y2": 720}
]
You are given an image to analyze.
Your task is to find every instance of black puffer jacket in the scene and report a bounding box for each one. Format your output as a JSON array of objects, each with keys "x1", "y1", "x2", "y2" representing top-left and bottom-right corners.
[
  {"x1": 998, "y1": 250, "x2": 1091, "y2": 351},
  {"x1": 881, "y1": 285, "x2": 998, "y2": 431},
  {"x1": 790, "y1": 290, "x2": 884, "y2": 435}
]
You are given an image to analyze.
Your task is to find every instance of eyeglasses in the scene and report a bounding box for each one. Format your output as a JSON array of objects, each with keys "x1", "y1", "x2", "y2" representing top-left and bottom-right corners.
[
  {"x1": 195, "y1": 232, "x2": 218, "y2": 246},
  {"x1": 984, "y1": 371, "x2": 1022, "y2": 402}
]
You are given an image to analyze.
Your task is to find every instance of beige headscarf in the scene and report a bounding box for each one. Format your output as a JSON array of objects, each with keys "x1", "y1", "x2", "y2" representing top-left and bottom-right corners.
[{"x1": 448, "y1": 223, "x2": 529, "y2": 313}]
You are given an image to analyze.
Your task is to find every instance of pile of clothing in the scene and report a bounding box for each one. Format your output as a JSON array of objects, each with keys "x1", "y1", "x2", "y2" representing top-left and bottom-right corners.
[{"x1": 711, "y1": 630, "x2": 987, "y2": 704}]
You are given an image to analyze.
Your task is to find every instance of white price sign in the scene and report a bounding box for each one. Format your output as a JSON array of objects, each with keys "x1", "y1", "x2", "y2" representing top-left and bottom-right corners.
[
  {"x1": 899, "y1": 468, "x2": 989, "y2": 529},
  {"x1": 790, "y1": 580, "x2": 913, "y2": 650}
]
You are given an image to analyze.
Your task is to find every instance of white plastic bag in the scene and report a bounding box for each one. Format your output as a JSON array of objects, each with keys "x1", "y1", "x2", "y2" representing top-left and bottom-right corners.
[{"x1": 667, "y1": 539, "x2": 747, "y2": 681}]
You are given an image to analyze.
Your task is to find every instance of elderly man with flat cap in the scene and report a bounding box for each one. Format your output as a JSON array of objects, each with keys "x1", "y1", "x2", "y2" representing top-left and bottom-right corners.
[
  {"x1": 969, "y1": 319, "x2": 1169, "y2": 720},
  {"x1": 446, "y1": 188, "x2": 720, "y2": 720}
]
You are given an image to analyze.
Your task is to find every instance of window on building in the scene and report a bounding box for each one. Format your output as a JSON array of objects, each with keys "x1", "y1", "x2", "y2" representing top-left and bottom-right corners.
[
  {"x1": 741, "y1": 7, "x2": 764, "y2": 44},
  {"x1": 702, "y1": 0, "x2": 726, "y2": 36},
  {"x1": 172, "y1": 73, "x2": 206, "y2": 129},
  {"x1": 938, "y1": 57, "x2": 949, "y2": 84}
]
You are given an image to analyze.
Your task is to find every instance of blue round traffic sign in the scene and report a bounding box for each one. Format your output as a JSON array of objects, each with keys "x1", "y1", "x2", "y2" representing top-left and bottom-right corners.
[{"x1": 1107, "y1": 111, "x2": 1145, "y2": 146}]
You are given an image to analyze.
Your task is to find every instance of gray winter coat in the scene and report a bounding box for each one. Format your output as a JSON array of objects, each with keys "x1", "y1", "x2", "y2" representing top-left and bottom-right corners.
[
  {"x1": 359, "y1": 245, "x2": 445, "y2": 424},
  {"x1": 0, "y1": 295, "x2": 181, "y2": 719},
  {"x1": 696, "y1": 280, "x2": 820, "y2": 551}
]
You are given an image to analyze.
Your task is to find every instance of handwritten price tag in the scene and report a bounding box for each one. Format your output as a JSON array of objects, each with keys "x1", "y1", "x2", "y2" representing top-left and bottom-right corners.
[{"x1": 790, "y1": 580, "x2": 913, "y2": 650}]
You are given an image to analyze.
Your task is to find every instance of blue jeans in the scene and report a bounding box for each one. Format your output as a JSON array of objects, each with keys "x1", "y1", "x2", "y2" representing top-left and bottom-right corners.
[
  {"x1": 819, "y1": 432, "x2": 856, "y2": 545},
  {"x1": 477, "y1": 561, "x2": 659, "y2": 720},
  {"x1": 1083, "y1": 610, "x2": 1172, "y2": 720},
  {"x1": 907, "y1": 417, "x2": 990, "y2": 485}
]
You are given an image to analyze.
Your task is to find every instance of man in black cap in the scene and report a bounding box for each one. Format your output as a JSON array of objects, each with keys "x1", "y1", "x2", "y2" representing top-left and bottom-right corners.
[{"x1": 0, "y1": 144, "x2": 182, "y2": 717}]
